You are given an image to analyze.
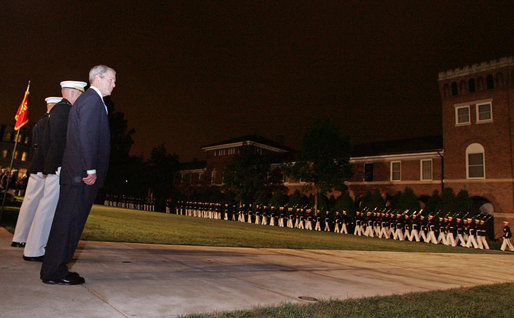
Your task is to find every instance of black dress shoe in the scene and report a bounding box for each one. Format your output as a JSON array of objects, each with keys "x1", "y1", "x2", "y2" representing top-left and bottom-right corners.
[
  {"x1": 11, "y1": 242, "x2": 25, "y2": 248},
  {"x1": 23, "y1": 255, "x2": 44, "y2": 262},
  {"x1": 42, "y1": 273, "x2": 85, "y2": 285}
]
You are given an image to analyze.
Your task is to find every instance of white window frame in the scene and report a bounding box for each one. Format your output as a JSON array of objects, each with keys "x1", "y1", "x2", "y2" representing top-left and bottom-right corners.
[
  {"x1": 466, "y1": 143, "x2": 485, "y2": 179},
  {"x1": 476, "y1": 102, "x2": 493, "y2": 123},
  {"x1": 390, "y1": 161, "x2": 401, "y2": 181},
  {"x1": 455, "y1": 105, "x2": 471, "y2": 125},
  {"x1": 420, "y1": 159, "x2": 432, "y2": 181}
]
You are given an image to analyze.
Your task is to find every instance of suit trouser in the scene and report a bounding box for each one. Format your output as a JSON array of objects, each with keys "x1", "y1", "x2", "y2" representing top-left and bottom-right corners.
[
  {"x1": 12, "y1": 173, "x2": 46, "y2": 243},
  {"x1": 24, "y1": 174, "x2": 60, "y2": 257},
  {"x1": 40, "y1": 183, "x2": 98, "y2": 280}
]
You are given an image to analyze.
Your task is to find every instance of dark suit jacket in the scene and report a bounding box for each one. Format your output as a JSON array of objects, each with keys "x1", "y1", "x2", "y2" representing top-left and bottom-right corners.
[
  {"x1": 60, "y1": 88, "x2": 110, "y2": 187},
  {"x1": 43, "y1": 99, "x2": 72, "y2": 175},
  {"x1": 27, "y1": 113, "x2": 50, "y2": 174}
]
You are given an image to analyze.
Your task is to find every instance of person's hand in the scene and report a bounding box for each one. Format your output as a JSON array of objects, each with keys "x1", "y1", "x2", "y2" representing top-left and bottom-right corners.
[{"x1": 82, "y1": 173, "x2": 97, "y2": 185}]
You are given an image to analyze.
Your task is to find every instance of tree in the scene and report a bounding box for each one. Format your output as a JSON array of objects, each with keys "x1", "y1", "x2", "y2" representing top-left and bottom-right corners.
[
  {"x1": 361, "y1": 189, "x2": 386, "y2": 210},
  {"x1": 397, "y1": 187, "x2": 420, "y2": 212},
  {"x1": 425, "y1": 190, "x2": 442, "y2": 213},
  {"x1": 387, "y1": 191, "x2": 402, "y2": 210},
  {"x1": 222, "y1": 146, "x2": 270, "y2": 204},
  {"x1": 334, "y1": 190, "x2": 355, "y2": 215},
  {"x1": 269, "y1": 191, "x2": 289, "y2": 207},
  {"x1": 441, "y1": 187, "x2": 457, "y2": 213},
  {"x1": 102, "y1": 102, "x2": 139, "y2": 202},
  {"x1": 287, "y1": 190, "x2": 308, "y2": 207},
  {"x1": 455, "y1": 189, "x2": 475, "y2": 215},
  {"x1": 283, "y1": 118, "x2": 352, "y2": 210},
  {"x1": 147, "y1": 144, "x2": 180, "y2": 212}
]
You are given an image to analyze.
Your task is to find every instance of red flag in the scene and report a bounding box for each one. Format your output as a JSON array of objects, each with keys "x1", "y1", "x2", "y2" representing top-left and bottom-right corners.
[{"x1": 14, "y1": 81, "x2": 30, "y2": 130}]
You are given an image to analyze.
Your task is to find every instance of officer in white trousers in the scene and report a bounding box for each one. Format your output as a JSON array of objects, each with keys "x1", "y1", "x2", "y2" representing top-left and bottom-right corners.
[
  {"x1": 11, "y1": 98, "x2": 55, "y2": 248},
  {"x1": 23, "y1": 81, "x2": 86, "y2": 261}
]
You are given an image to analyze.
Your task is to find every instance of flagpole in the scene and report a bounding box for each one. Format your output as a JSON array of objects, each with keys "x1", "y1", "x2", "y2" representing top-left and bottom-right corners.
[{"x1": 0, "y1": 80, "x2": 31, "y2": 224}]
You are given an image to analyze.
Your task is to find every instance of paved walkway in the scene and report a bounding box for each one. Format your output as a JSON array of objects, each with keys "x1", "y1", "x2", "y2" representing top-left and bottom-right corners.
[{"x1": 0, "y1": 227, "x2": 512, "y2": 317}]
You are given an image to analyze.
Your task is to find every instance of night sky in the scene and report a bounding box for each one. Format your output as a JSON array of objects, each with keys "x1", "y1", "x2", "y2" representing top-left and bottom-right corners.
[{"x1": 1, "y1": 1, "x2": 513, "y2": 161}]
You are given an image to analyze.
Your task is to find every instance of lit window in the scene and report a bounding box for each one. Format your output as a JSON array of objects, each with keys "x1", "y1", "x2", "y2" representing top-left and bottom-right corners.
[
  {"x1": 466, "y1": 143, "x2": 485, "y2": 179},
  {"x1": 455, "y1": 106, "x2": 470, "y2": 125},
  {"x1": 21, "y1": 152, "x2": 27, "y2": 162},
  {"x1": 476, "y1": 102, "x2": 492, "y2": 123},
  {"x1": 391, "y1": 161, "x2": 401, "y2": 181},
  {"x1": 420, "y1": 159, "x2": 432, "y2": 180},
  {"x1": 2, "y1": 149, "x2": 7, "y2": 158},
  {"x1": 211, "y1": 169, "x2": 216, "y2": 185}
]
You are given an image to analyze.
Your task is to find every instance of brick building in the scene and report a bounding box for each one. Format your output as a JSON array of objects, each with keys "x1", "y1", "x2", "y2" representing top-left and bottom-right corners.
[
  {"x1": 178, "y1": 57, "x2": 513, "y2": 237},
  {"x1": 178, "y1": 135, "x2": 291, "y2": 187},
  {"x1": 438, "y1": 56, "x2": 514, "y2": 236},
  {"x1": 0, "y1": 123, "x2": 33, "y2": 178}
]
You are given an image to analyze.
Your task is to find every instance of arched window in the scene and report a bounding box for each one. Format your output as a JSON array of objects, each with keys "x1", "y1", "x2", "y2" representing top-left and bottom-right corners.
[
  {"x1": 451, "y1": 82, "x2": 458, "y2": 96},
  {"x1": 486, "y1": 74, "x2": 494, "y2": 89},
  {"x1": 468, "y1": 78, "x2": 475, "y2": 92},
  {"x1": 466, "y1": 143, "x2": 485, "y2": 179}
]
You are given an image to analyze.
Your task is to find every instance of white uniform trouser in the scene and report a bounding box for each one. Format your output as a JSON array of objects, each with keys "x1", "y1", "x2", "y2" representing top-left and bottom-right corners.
[
  {"x1": 341, "y1": 223, "x2": 348, "y2": 234},
  {"x1": 500, "y1": 237, "x2": 514, "y2": 251},
  {"x1": 24, "y1": 174, "x2": 60, "y2": 257},
  {"x1": 477, "y1": 235, "x2": 489, "y2": 249},
  {"x1": 12, "y1": 173, "x2": 46, "y2": 244}
]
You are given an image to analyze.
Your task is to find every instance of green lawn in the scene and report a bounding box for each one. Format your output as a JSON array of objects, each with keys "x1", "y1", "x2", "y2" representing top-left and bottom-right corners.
[
  {"x1": 186, "y1": 283, "x2": 514, "y2": 318},
  {"x1": 2, "y1": 204, "x2": 503, "y2": 253}
]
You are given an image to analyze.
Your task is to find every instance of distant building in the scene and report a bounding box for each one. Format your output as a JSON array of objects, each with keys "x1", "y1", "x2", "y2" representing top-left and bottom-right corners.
[
  {"x1": 0, "y1": 123, "x2": 33, "y2": 178},
  {"x1": 176, "y1": 57, "x2": 514, "y2": 237},
  {"x1": 177, "y1": 135, "x2": 291, "y2": 188}
]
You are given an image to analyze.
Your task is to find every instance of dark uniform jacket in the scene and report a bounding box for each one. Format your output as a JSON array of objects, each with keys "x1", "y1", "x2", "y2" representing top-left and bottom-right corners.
[
  {"x1": 60, "y1": 88, "x2": 110, "y2": 187},
  {"x1": 27, "y1": 113, "x2": 50, "y2": 174},
  {"x1": 43, "y1": 99, "x2": 72, "y2": 175}
]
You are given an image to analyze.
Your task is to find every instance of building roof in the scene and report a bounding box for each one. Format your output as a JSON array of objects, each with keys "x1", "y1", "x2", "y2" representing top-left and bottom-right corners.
[
  {"x1": 201, "y1": 135, "x2": 293, "y2": 152},
  {"x1": 351, "y1": 136, "x2": 443, "y2": 157},
  {"x1": 438, "y1": 56, "x2": 513, "y2": 80},
  {"x1": 179, "y1": 160, "x2": 207, "y2": 170}
]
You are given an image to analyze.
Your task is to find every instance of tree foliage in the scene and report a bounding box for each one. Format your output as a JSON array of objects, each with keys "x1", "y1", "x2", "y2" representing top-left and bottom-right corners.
[
  {"x1": 147, "y1": 144, "x2": 180, "y2": 212},
  {"x1": 397, "y1": 187, "x2": 420, "y2": 212},
  {"x1": 283, "y1": 118, "x2": 352, "y2": 209},
  {"x1": 287, "y1": 190, "x2": 308, "y2": 207},
  {"x1": 222, "y1": 146, "x2": 270, "y2": 203},
  {"x1": 425, "y1": 190, "x2": 442, "y2": 213},
  {"x1": 334, "y1": 190, "x2": 355, "y2": 215}
]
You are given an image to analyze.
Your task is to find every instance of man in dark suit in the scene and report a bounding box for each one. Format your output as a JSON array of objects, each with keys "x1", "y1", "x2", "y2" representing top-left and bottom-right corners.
[
  {"x1": 23, "y1": 81, "x2": 86, "y2": 262},
  {"x1": 41, "y1": 65, "x2": 116, "y2": 285}
]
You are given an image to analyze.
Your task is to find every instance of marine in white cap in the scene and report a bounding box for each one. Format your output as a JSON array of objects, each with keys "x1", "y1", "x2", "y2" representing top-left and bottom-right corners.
[
  {"x1": 22, "y1": 81, "x2": 86, "y2": 261},
  {"x1": 11, "y1": 96, "x2": 58, "y2": 250},
  {"x1": 500, "y1": 221, "x2": 514, "y2": 252}
]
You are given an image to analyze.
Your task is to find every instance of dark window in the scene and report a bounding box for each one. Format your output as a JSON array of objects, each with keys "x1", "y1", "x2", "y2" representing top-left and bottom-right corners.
[
  {"x1": 486, "y1": 75, "x2": 494, "y2": 89},
  {"x1": 468, "y1": 78, "x2": 475, "y2": 92},
  {"x1": 364, "y1": 163, "x2": 374, "y2": 182},
  {"x1": 451, "y1": 82, "x2": 458, "y2": 96}
]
